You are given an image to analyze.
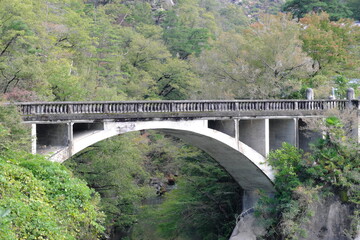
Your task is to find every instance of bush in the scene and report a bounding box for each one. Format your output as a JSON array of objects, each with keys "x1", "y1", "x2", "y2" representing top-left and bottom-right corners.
[{"x1": 0, "y1": 149, "x2": 105, "y2": 240}]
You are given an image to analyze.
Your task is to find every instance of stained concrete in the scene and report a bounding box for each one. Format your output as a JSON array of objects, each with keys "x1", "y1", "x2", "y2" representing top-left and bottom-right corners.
[
  {"x1": 36, "y1": 123, "x2": 69, "y2": 148},
  {"x1": 239, "y1": 119, "x2": 269, "y2": 156},
  {"x1": 269, "y1": 118, "x2": 296, "y2": 150},
  {"x1": 208, "y1": 120, "x2": 235, "y2": 137}
]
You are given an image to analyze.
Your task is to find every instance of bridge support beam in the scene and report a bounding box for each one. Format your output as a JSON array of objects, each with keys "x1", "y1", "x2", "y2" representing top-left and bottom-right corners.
[
  {"x1": 31, "y1": 124, "x2": 37, "y2": 154},
  {"x1": 68, "y1": 123, "x2": 74, "y2": 157}
]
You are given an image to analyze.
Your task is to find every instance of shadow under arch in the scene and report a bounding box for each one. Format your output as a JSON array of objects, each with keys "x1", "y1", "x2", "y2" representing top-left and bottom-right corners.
[{"x1": 51, "y1": 120, "x2": 275, "y2": 192}]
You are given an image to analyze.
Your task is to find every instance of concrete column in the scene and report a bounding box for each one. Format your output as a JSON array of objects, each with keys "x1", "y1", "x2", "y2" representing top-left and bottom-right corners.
[
  {"x1": 269, "y1": 118, "x2": 296, "y2": 151},
  {"x1": 265, "y1": 119, "x2": 269, "y2": 155},
  {"x1": 67, "y1": 123, "x2": 74, "y2": 157},
  {"x1": 347, "y1": 88, "x2": 355, "y2": 100},
  {"x1": 306, "y1": 88, "x2": 314, "y2": 100},
  {"x1": 31, "y1": 124, "x2": 37, "y2": 154},
  {"x1": 239, "y1": 119, "x2": 269, "y2": 156},
  {"x1": 294, "y1": 118, "x2": 299, "y2": 148},
  {"x1": 242, "y1": 190, "x2": 259, "y2": 211},
  {"x1": 234, "y1": 119, "x2": 239, "y2": 150}
]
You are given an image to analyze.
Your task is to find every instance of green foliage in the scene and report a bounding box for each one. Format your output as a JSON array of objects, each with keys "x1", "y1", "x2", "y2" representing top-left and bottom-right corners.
[
  {"x1": 64, "y1": 133, "x2": 154, "y2": 237},
  {"x1": 257, "y1": 118, "x2": 360, "y2": 239},
  {"x1": 0, "y1": 149, "x2": 104, "y2": 240},
  {"x1": 300, "y1": 13, "x2": 359, "y2": 75},
  {"x1": 347, "y1": 0, "x2": 360, "y2": 21},
  {"x1": 154, "y1": 172, "x2": 241, "y2": 240},
  {"x1": 283, "y1": 0, "x2": 352, "y2": 20},
  {"x1": 0, "y1": 104, "x2": 30, "y2": 151},
  {"x1": 161, "y1": 10, "x2": 211, "y2": 59},
  {"x1": 130, "y1": 135, "x2": 242, "y2": 240},
  {"x1": 1, "y1": 1, "x2": 360, "y2": 239},
  {"x1": 194, "y1": 13, "x2": 313, "y2": 99},
  {"x1": 0, "y1": 105, "x2": 104, "y2": 239}
]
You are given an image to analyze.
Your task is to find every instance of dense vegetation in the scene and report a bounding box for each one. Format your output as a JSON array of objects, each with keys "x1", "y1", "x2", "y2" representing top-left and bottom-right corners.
[
  {"x1": 0, "y1": 0, "x2": 359, "y2": 239},
  {"x1": 256, "y1": 117, "x2": 360, "y2": 239},
  {"x1": 0, "y1": 0, "x2": 358, "y2": 101},
  {"x1": 0, "y1": 106, "x2": 104, "y2": 240}
]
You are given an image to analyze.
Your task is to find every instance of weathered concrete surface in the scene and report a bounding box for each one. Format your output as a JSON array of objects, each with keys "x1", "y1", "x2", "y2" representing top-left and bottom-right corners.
[
  {"x1": 239, "y1": 119, "x2": 269, "y2": 156},
  {"x1": 209, "y1": 120, "x2": 236, "y2": 137},
  {"x1": 269, "y1": 118, "x2": 296, "y2": 150}
]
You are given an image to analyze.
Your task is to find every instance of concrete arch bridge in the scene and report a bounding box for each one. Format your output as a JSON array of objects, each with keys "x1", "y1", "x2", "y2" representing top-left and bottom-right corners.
[{"x1": 16, "y1": 98, "x2": 360, "y2": 207}]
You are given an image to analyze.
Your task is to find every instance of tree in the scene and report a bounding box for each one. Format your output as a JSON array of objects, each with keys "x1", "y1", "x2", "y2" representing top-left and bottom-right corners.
[
  {"x1": 347, "y1": 0, "x2": 360, "y2": 21},
  {"x1": 0, "y1": 105, "x2": 105, "y2": 240},
  {"x1": 282, "y1": 0, "x2": 352, "y2": 21},
  {"x1": 161, "y1": 10, "x2": 211, "y2": 59},
  {"x1": 256, "y1": 117, "x2": 360, "y2": 239},
  {"x1": 64, "y1": 133, "x2": 154, "y2": 237},
  {"x1": 130, "y1": 133, "x2": 243, "y2": 240},
  {"x1": 217, "y1": 4, "x2": 249, "y2": 32},
  {"x1": 193, "y1": 14, "x2": 314, "y2": 99},
  {"x1": 299, "y1": 13, "x2": 360, "y2": 77}
]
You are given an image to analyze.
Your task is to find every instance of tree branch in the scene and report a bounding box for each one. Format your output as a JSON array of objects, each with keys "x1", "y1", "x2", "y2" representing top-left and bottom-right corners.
[
  {"x1": 3, "y1": 69, "x2": 21, "y2": 93},
  {"x1": 0, "y1": 34, "x2": 19, "y2": 57}
]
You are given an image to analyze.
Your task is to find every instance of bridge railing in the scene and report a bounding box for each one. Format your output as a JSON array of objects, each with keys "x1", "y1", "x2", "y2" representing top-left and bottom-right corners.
[{"x1": 15, "y1": 99, "x2": 359, "y2": 115}]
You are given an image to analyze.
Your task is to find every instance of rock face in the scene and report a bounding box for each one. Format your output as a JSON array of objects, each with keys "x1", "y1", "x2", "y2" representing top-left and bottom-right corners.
[
  {"x1": 299, "y1": 196, "x2": 355, "y2": 240},
  {"x1": 229, "y1": 215, "x2": 265, "y2": 240},
  {"x1": 230, "y1": 196, "x2": 358, "y2": 240}
]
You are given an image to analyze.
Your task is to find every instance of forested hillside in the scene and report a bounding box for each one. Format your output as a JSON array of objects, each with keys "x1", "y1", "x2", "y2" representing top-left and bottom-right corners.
[{"x1": 0, "y1": 0, "x2": 359, "y2": 239}]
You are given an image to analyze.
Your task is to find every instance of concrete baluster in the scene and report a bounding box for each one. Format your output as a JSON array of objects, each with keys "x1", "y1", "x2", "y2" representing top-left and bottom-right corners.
[
  {"x1": 103, "y1": 103, "x2": 108, "y2": 113},
  {"x1": 169, "y1": 102, "x2": 174, "y2": 112},
  {"x1": 264, "y1": 102, "x2": 268, "y2": 110},
  {"x1": 137, "y1": 103, "x2": 142, "y2": 113},
  {"x1": 29, "y1": 105, "x2": 35, "y2": 114},
  {"x1": 346, "y1": 88, "x2": 355, "y2": 109},
  {"x1": 68, "y1": 104, "x2": 73, "y2": 114},
  {"x1": 294, "y1": 101, "x2": 298, "y2": 110}
]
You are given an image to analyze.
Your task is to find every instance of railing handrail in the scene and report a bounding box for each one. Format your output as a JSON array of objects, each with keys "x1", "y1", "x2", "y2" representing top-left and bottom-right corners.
[
  {"x1": 6, "y1": 99, "x2": 359, "y2": 117},
  {"x1": 7, "y1": 99, "x2": 357, "y2": 105}
]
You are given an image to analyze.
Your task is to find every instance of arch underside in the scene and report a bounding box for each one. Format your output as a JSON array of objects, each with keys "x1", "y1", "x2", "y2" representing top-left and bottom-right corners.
[{"x1": 51, "y1": 120, "x2": 275, "y2": 192}]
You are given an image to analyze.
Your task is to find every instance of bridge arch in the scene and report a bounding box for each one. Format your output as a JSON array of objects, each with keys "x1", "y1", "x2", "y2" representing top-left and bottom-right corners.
[{"x1": 45, "y1": 120, "x2": 274, "y2": 192}]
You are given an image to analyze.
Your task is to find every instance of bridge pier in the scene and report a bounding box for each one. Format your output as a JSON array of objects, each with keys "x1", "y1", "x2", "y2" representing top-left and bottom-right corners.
[
  {"x1": 31, "y1": 124, "x2": 37, "y2": 154},
  {"x1": 242, "y1": 190, "x2": 260, "y2": 211}
]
